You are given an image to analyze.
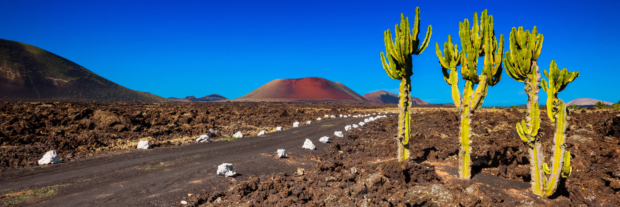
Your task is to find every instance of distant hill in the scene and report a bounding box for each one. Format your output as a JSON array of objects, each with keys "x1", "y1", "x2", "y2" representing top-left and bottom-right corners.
[
  {"x1": 0, "y1": 39, "x2": 168, "y2": 102},
  {"x1": 168, "y1": 94, "x2": 228, "y2": 102},
  {"x1": 567, "y1": 98, "x2": 612, "y2": 108},
  {"x1": 235, "y1": 77, "x2": 368, "y2": 102},
  {"x1": 362, "y1": 90, "x2": 427, "y2": 105}
]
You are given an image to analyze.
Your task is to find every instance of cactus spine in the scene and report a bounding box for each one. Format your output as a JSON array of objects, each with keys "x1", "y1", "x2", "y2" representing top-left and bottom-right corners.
[
  {"x1": 503, "y1": 26, "x2": 545, "y2": 195},
  {"x1": 380, "y1": 7, "x2": 432, "y2": 162},
  {"x1": 435, "y1": 10, "x2": 504, "y2": 179},
  {"x1": 540, "y1": 60, "x2": 577, "y2": 197}
]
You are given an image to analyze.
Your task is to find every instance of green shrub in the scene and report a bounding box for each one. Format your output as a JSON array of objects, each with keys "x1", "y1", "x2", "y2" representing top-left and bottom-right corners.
[{"x1": 594, "y1": 101, "x2": 608, "y2": 109}]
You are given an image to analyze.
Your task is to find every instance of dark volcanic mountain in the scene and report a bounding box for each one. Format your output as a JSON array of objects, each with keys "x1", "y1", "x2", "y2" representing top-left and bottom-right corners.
[
  {"x1": 0, "y1": 39, "x2": 168, "y2": 102},
  {"x1": 362, "y1": 90, "x2": 428, "y2": 105},
  {"x1": 235, "y1": 77, "x2": 368, "y2": 102},
  {"x1": 168, "y1": 94, "x2": 228, "y2": 102}
]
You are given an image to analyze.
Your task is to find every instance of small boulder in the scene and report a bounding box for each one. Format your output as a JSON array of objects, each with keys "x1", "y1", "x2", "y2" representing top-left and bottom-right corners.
[
  {"x1": 137, "y1": 140, "x2": 150, "y2": 149},
  {"x1": 339, "y1": 114, "x2": 343, "y2": 117},
  {"x1": 330, "y1": 115, "x2": 336, "y2": 118},
  {"x1": 359, "y1": 122, "x2": 366, "y2": 127},
  {"x1": 352, "y1": 124, "x2": 359, "y2": 128},
  {"x1": 258, "y1": 130, "x2": 267, "y2": 136},
  {"x1": 369, "y1": 117, "x2": 375, "y2": 121},
  {"x1": 208, "y1": 128, "x2": 217, "y2": 137},
  {"x1": 38, "y1": 150, "x2": 61, "y2": 165},
  {"x1": 293, "y1": 122, "x2": 300, "y2": 127},
  {"x1": 364, "y1": 118, "x2": 370, "y2": 123},
  {"x1": 324, "y1": 115, "x2": 329, "y2": 118},
  {"x1": 302, "y1": 139, "x2": 316, "y2": 150},
  {"x1": 306, "y1": 121, "x2": 312, "y2": 124},
  {"x1": 345, "y1": 125, "x2": 352, "y2": 131},
  {"x1": 317, "y1": 118, "x2": 322, "y2": 121},
  {"x1": 276, "y1": 126, "x2": 283, "y2": 131},
  {"x1": 277, "y1": 149, "x2": 287, "y2": 158},
  {"x1": 232, "y1": 131, "x2": 243, "y2": 138},
  {"x1": 334, "y1": 131, "x2": 344, "y2": 138},
  {"x1": 319, "y1": 136, "x2": 330, "y2": 143},
  {"x1": 217, "y1": 163, "x2": 236, "y2": 177},
  {"x1": 196, "y1": 135, "x2": 210, "y2": 143}
]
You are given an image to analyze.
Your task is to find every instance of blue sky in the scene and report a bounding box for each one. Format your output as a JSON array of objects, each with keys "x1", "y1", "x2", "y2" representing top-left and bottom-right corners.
[{"x1": 1, "y1": 0, "x2": 618, "y2": 105}]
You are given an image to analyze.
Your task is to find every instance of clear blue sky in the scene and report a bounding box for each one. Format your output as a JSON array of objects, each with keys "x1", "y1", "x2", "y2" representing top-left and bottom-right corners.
[{"x1": 1, "y1": 0, "x2": 618, "y2": 105}]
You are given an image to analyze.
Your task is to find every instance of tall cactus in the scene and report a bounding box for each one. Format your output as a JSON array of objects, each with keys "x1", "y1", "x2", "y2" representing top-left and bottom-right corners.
[
  {"x1": 539, "y1": 60, "x2": 578, "y2": 197},
  {"x1": 435, "y1": 10, "x2": 504, "y2": 179},
  {"x1": 503, "y1": 26, "x2": 545, "y2": 195},
  {"x1": 380, "y1": 7, "x2": 432, "y2": 162}
]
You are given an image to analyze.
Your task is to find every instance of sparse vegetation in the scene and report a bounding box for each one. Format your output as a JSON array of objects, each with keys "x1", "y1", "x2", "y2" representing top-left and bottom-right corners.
[
  {"x1": 612, "y1": 101, "x2": 620, "y2": 110},
  {"x1": 594, "y1": 101, "x2": 609, "y2": 109},
  {"x1": 1, "y1": 183, "x2": 71, "y2": 206}
]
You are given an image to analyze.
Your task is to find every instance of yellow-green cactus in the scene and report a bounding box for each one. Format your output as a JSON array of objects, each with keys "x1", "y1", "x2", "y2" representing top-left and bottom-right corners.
[
  {"x1": 380, "y1": 7, "x2": 432, "y2": 162},
  {"x1": 540, "y1": 60, "x2": 578, "y2": 197},
  {"x1": 435, "y1": 10, "x2": 503, "y2": 179},
  {"x1": 503, "y1": 26, "x2": 545, "y2": 195}
]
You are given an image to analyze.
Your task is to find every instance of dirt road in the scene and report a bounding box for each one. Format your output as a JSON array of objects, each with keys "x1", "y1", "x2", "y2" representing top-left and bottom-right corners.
[{"x1": 0, "y1": 115, "x2": 381, "y2": 206}]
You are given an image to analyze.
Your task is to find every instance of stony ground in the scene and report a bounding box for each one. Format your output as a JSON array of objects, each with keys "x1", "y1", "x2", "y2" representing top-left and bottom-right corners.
[{"x1": 188, "y1": 108, "x2": 620, "y2": 206}]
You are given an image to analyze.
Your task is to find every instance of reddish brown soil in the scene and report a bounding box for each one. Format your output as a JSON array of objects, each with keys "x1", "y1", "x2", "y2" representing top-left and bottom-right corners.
[
  {"x1": 235, "y1": 77, "x2": 367, "y2": 102},
  {"x1": 0, "y1": 102, "x2": 389, "y2": 170},
  {"x1": 189, "y1": 109, "x2": 620, "y2": 206},
  {"x1": 363, "y1": 90, "x2": 428, "y2": 104}
]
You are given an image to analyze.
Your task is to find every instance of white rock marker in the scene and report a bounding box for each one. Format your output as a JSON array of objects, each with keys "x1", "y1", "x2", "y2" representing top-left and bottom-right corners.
[
  {"x1": 339, "y1": 114, "x2": 343, "y2": 117},
  {"x1": 364, "y1": 118, "x2": 370, "y2": 123},
  {"x1": 293, "y1": 121, "x2": 300, "y2": 128},
  {"x1": 319, "y1": 136, "x2": 330, "y2": 143},
  {"x1": 217, "y1": 163, "x2": 236, "y2": 177},
  {"x1": 232, "y1": 131, "x2": 243, "y2": 138},
  {"x1": 196, "y1": 135, "x2": 210, "y2": 143},
  {"x1": 137, "y1": 140, "x2": 150, "y2": 149},
  {"x1": 277, "y1": 149, "x2": 287, "y2": 158},
  {"x1": 302, "y1": 139, "x2": 316, "y2": 150},
  {"x1": 276, "y1": 126, "x2": 283, "y2": 131},
  {"x1": 369, "y1": 117, "x2": 375, "y2": 121},
  {"x1": 258, "y1": 130, "x2": 267, "y2": 136},
  {"x1": 352, "y1": 124, "x2": 359, "y2": 128},
  {"x1": 330, "y1": 115, "x2": 335, "y2": 118},
  {"x1": 334, "y1": 131, "x2": 344, "y2": 138},
  {"x1": 345, "y1": 125, "x2": 352, "y2": 131},
  {"x1": 306, "y1": 121, "x2": 312, "y2": 124},
  {"x1": 324, "y1": 115, "x2": 329, "y2": 118},
  {"x1": 38, "y1": 150, "x2": 61, "y2": 165},
  {"x1": 359, "y1": 122, "x2": 366, "y2": 127},
  {"x1": 317, "y1": 117, "x2": 322, "y2": 121}
]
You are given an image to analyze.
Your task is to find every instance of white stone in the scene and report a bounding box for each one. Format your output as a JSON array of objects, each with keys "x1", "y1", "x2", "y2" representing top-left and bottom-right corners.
[
  {"x1": 352, "y1": 124, "x2": 359, "y2": 128},
  {"x1": 306, "y1": 121, "x2": 312, "y2": 124},
  {"x1": 364, "y1": 118, "x2": 370, "y2": 123},
  {"x1": 232, "y1": 131, "x2": 243, "y2": 138},
  {"x1": 137, "y1": 140, "x2": 150, "y2": 149},
  {"x1": 334, "y1": 131, "x2": 344, "y2": 138},
  {"x1": 196, "y1": 135, "x2": 210, "y2": 143},
  {"x1": 181, "y1": 200, "x2": 188, "y2": 205},
  {"x1": 217, "y1": 163, "x2": 236, "y2": 177},
  {"x1": 373, "y1": 113, "x2": 376, "y2": 115},
  {"x1": 302, "y1": 139, "x2": 316, "y2": 150},
  {"x1": 319, "y1": 136, "x2": 330, "y2": 143},
  {"x1": 277, "y1": 149, "x2": 287, "y2": 158},
  {"x1": 324, "y1": 115, "x2": 329, "y2": 118},
  {"x1": 317, "y1": 117, "x2": 322, "y2": 121},
  {"x1": 378, "y1": 113, "x2": 381, "y2": 114},
  {"x1": 276, "y1": 126, "x2": 283, "y2": 131},
  {"x1": 345, "y1": 125, "x2": 352, "y2": 131},
  {"x1": 258, "y1": 130, "x2": 267, "y2": 136},
  {"x1": 359, "y1": 122, "x2": 366, "y2": 127},
  {"x1": 369, "y1": 117, "x2": 375, "y2": 121},
  {"x1": 293, "y1": 122, "x2": 300, "y2": 128},
  {"x1": 330, "y1": 115, "x2": 335, "y2": 118},
  {"x1": 353, "y1": 115, "x2": 358, "y2": 118},
  {"x1": 38, "y1": 150, "x2": 61, "y2": 165},
  {"x1": 339, "y1": 114, "x2": 342, "y2": 117}
]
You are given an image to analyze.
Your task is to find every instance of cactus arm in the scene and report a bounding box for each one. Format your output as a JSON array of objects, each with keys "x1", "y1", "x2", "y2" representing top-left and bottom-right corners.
[
  {"x1": 380, "y1": 52, "x2": 399, "y2": 79},
  {"x1": 417, "y1": 25, "x2": 432, "y2": 54},
  {"x1": 470, "y1": 75, "x2": 488, "y2": 111},
  {"x1": 543, "y1": 101, "x2": 569, "y2": 197},
  {"x1": 450, "y1": 68, "x2": 461, "y2": 108}
]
